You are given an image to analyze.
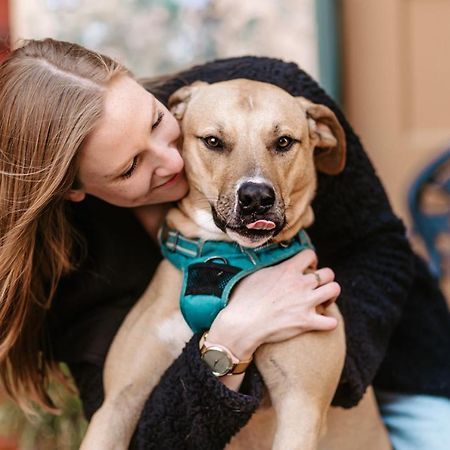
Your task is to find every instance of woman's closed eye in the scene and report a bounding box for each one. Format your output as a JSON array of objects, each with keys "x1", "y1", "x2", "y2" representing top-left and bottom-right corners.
[
  {"x1": 152, "y1": 111, "x2": 164, "y2": 130},
  {"x1": 121, "y1": 156, "x2": 138, "y2": 179},
  {"x1": 119, "y1": 112, "x2": 164, "y2": 180}
]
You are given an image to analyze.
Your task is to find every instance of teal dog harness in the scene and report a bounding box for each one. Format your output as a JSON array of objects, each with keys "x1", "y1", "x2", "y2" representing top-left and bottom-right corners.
[{"x1": 159, "y1": 223, "x2": 314, "y2": 333}]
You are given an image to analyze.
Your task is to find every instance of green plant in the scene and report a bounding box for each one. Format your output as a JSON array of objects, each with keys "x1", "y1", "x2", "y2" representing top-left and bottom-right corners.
[{"x1": 0, "y1": 367, "x2": 87, "y2": 450}]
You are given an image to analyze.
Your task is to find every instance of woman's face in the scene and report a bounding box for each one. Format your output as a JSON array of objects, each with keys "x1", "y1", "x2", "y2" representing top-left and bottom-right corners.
[{"x1": 72, "y1": 75, "x2": 188, "y2": 207}]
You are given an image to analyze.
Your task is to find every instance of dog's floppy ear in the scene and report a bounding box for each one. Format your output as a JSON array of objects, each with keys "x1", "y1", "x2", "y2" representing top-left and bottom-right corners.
[
  {"x1": 297, "y1": 97, "x2": 346, "y2": 175},
  {"x1": 168, "y1": 81, "x2": 209, "y2": 120}
]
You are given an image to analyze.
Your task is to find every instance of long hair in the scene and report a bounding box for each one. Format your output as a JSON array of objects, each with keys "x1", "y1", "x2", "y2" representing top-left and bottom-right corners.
[{"x1": 0, "y1": 38, "x2": 127, "y2": 413}]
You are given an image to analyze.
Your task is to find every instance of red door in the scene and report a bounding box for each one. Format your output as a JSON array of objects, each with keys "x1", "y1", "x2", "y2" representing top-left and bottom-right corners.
[{"x1": 0, "y1": 0, "x2": 9, "y2": 60}]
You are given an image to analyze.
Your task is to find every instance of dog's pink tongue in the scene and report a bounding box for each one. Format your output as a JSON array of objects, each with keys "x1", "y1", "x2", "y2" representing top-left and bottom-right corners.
[{"x1": 246, "y1": 220, "x2": 276, "y2": 230}]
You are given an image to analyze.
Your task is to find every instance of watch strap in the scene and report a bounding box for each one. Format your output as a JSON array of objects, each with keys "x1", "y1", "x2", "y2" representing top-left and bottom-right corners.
[{"x1": 229, "y1": 360, "x2": 252, "y2": 375}]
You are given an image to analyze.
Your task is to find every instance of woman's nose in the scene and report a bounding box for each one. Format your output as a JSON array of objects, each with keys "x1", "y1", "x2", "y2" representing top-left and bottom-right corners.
[{"x1": 152, "y1": 143, "x2": 184, "y2": 177}]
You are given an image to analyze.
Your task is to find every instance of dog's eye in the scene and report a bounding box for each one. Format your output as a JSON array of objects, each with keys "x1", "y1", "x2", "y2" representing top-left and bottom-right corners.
[
  {"x1": 202, "y1": 136, "x2": 224, "y2": 150},
  {"x1": 276, "y1": 136, "x2": 294, "y2": 151}
]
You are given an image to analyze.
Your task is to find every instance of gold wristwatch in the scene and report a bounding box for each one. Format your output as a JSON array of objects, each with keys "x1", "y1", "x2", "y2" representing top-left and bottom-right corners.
[{"x1": 199, "y1": 332, "x2": 253, "y2": 377}]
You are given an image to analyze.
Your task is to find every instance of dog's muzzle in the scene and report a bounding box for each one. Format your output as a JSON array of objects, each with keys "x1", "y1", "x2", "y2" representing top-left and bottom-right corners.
[
  {"x1": 211, "y1": 181, "x2": 285, "y2": 243},
  {"x1": 237, "y1": 181, "x2": 275, "y2": 216}
]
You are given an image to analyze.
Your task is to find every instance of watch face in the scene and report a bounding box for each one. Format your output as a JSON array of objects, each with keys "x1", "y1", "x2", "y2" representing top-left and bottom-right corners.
[{"x1": 202, "y1": 348, "x2": 232, "y2": 376}]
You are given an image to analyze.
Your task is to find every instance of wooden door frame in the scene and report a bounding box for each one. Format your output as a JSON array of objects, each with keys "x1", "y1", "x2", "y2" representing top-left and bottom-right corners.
[{"x1": 316, "y1": 0, "x2": 341, "y2": 103}]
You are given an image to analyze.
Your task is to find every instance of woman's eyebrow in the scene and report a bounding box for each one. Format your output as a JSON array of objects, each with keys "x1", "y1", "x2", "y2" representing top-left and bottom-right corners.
[{"x1": 105, "y1": 96, "x2": 157, "y2": 180}]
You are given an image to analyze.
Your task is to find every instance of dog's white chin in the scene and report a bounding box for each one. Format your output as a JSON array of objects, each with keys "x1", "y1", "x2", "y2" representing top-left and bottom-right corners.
[{"x1": 226, "y1": 229, "x2": 272, "y2": 248}]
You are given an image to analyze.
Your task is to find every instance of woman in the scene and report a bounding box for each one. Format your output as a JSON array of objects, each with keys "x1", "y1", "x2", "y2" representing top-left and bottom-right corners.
[
  {"x1": 0, "y1": 38, "x2": 340, "y2": 444},
  {"x1": 0, "y1": 39, "x2": 449, "y2": 449}
]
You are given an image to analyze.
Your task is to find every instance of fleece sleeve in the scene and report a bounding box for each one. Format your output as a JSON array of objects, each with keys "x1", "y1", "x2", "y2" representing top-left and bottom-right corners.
[
  {"x1": 309, "y1": 131, "x2": 415, "y2": 408},
  {"x1": 70, "y1": 334, "x2": 263, "y2": 450},
  {"x1": 146, "y1": 56, "x2": 415, "y2": 408},
  {"x1": 136, "y1": 334, "x2": 263, "y2": 450}
]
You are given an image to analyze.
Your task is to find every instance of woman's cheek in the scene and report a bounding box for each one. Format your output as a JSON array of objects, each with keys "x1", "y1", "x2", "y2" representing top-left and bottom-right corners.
[
  {"x1": 172, "y1": 150, "x2": 185, "y2": 172},
  {"x1": 167, "y1": 115, "x2": 181, "y2": 141},
  {"x1": 116, "y1": 178, "x2": 148, "y2": 206}
]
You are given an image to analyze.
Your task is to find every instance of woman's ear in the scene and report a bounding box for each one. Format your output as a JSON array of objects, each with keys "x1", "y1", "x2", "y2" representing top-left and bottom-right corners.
[
  {"x1": 168, "y1": 81, "x2": 209, "y2": 120},
  {"x1": 296, "y1": 97, "x2": 347, "y2": 175},
  {"x1": 66, "y1": 189, "x2": 86, "y2": 202}
]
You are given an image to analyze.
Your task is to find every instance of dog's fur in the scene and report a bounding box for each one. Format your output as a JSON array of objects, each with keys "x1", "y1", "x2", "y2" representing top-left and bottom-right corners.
[{"x1": 80, "y1": 80, "x2": 391, "y2": 450}]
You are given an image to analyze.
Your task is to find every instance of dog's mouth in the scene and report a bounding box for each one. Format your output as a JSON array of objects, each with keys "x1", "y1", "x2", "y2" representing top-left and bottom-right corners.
[{"x1": 211, "y1": 206, "x2": 285, "y2": 247}]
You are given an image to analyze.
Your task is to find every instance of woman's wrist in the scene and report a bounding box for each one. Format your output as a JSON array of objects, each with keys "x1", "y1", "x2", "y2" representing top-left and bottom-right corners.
[
  {"x1": 198, "y1": 331, "x2": 250, "y2": 392},
  {"x1": 207, "y1": 310, "x2": 259, "y2": 361}
]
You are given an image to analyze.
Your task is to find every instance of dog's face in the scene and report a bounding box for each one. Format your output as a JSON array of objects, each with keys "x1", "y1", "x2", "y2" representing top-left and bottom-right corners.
[{"x1": 169, "y1": 79, "x2": 346, "y2": 247}]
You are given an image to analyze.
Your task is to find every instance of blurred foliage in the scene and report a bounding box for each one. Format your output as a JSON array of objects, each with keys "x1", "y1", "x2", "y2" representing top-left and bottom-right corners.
[
  {"x1": 0, "y1": 367, "x2": 87, "y2": 450},
  {"x1": 14, "y1": 0, "x2": 318, "y2": 79}
]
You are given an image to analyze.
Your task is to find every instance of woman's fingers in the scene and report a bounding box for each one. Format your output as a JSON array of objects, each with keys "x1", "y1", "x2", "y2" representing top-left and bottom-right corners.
[
  {"x1": 218, "y1": 250, "x2": 342, "y2": 351},
  {"x1": 310, "y1": 281, "x2": 341, "y2": 306},
  {"x1": 285, "y1": 249, "x2": 318, "y2": 272},
  {"x1": 308, "y1": 314, "x2": 338, "y2": 331},
  {"x1": 302, "y1": 267, "x2": 335, "y2": 287}
]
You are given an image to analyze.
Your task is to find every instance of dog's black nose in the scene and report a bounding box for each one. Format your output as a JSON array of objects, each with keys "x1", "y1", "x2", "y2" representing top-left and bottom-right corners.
[{"x1": 238, "y1": 182, "x2": 275, "y2": 215}]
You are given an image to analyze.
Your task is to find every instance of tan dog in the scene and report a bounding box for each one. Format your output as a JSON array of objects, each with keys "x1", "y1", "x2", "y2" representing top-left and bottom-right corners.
[{"x1": 80, "y1": 80, "x2": 390, "y2": 450}]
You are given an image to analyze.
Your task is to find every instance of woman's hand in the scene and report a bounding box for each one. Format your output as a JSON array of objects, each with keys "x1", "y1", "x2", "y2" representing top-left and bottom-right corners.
[{"x1": 207, "y1": 249, "x2": 340, "y2": 361}]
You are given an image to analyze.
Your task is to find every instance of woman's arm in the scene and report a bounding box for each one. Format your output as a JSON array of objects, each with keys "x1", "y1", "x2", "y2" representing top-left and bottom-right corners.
[
  {"x1": 70, "y1": 248, "x2": 339, "y2": 450},
  {"x1": 70, "y1": 338, "x2": 263, "y2": 450},
  {"x1": 145, "y1": 56, "x2": 415, "y2": 407},
  {"x1": 135, "y1": 335, "x2": 263, "y2": 450},
  {"x1": 311, "y1": 169, "x2": 414, "y2": 407}
]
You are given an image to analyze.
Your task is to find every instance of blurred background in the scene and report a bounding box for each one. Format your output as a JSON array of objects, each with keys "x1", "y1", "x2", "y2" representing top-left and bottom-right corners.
[{"x1": 1, "y1": 0, "x2": 450, "y2": 448}]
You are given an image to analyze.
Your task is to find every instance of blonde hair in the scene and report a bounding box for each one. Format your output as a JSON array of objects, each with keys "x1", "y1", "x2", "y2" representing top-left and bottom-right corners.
[{"x1": 0, "y1": 38, "x2": 127, "y2": 413}]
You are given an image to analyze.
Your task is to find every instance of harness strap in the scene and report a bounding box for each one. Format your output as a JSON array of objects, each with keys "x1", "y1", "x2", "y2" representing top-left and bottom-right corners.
[{"x1": 159, "y1": 222, "x2": 314, "y2": 332}]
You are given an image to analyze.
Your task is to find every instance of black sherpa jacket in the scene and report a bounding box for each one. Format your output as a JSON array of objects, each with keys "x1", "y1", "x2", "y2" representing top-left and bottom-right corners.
[{"x1": 46, "y1": 57, "x2": 450, "y2": 450}]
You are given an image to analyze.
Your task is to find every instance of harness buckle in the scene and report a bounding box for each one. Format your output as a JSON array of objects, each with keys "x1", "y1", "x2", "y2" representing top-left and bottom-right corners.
[{"x1": 204, "y1": 256, "x2": 229, "y2": 264}]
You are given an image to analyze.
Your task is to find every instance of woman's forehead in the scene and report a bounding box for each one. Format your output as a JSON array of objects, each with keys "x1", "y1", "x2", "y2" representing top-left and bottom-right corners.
[
  {"x1": 80, "y1": 77, "x2": 155, "y2": 176},
  {"x1": 101, "y1": 76, "x2": 155, "y2": 133}
]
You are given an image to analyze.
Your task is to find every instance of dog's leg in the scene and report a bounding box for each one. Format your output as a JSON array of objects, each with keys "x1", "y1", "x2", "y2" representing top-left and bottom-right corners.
[
  {"x1": 226, "y1": 394, "x2": 276, "y2": 450},
  {"x1": 255, "y1": 304, "x2": 345, "y2": 450},
  {"x1": 80, "y1": 261, "x2": 192, "y2": 450},
  {"x1": 320, "y1": 387, "x2": 391, "y2": 450}
]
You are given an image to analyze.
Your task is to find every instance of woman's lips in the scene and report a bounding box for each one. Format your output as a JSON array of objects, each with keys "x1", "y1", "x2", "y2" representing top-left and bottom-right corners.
[{"x1": 156, "y1": 172, "x2": 180, "y2": 189}]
